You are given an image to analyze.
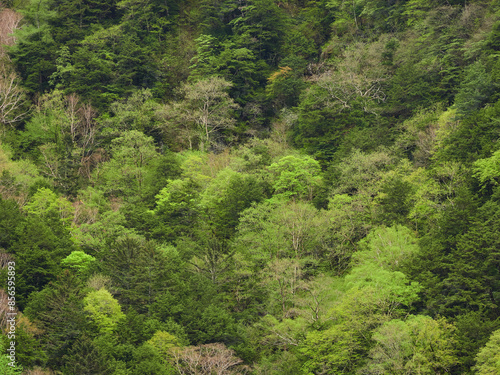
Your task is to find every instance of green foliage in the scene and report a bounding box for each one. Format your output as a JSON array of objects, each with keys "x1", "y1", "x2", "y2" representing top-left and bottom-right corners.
[
  {"x1": 253, "y1": 350, "x2": 302, "y2": 375},
  {"x1": 325, "y1": 193, "x2": 373, "y2": 272},
  {"x1": 129, "y1": 342, "x2": 171, "y2": 375},
  {"x1": 150, "y1": 274, "x2": 237, "y2": 344},
  {"x1": 23, "y1": 187, "x2": 74, "y2": 226},
  {"x1": 117, "y1": 0, "x2": 179, "y2": 41},
  {"x1": 140, "y1": 152, "x2": 182, "y2": 204},
  {"x1": 3, "y1": 0, "x2": 500, "y2": 373},
  {"x1": 236, "y1": 199, "x2": 332, "y2": 262},
  {"x1": 435, "y1": 99, "x2": 500, "y2": 163},
  {"x1": 299, "y1": 287, "x2": 387, "y2": 374},
  {"x1": 177, "y1": 76, "x2": 240, "y2": 151},
  {"x1": 76, "y1": 210, "x2": 132, "y2": 252},
  {"x1": 454, "y1": 311, "x2": 500, "y2": 373},
  {"x1": 454, "y1": 60, "x2": 495, "y2": 117},
  {"x1": 153, "y1": 178, "x2": 201, "y2": 241},
  {"x1": 10, "y1": 214, "x2": 76, "y2": 308},
  {"x1": 61, "y1": 250, "x2": 96, "y2": 273},
  {"x1": 475, "y1": 329, "x2": 500, "y2": 374},
  {"x1": 267, "y1": 154, "x2": 322, "y2": 201},
  {"x1": 229, "y1": 0, "x2": 287, "y2": 65},
  {"x1": 99, "y1": 234, "x2": 179, "y2": 312},
  {"x1": 266, "y1": 66, "x2": 306, "y2": 111},
  {"x1": 13, "y1": 90, "x2": 100, "y2": 192},
  {"x1": 68, "y1": 30, "x2": 157, "y2": 109},
  {"x1": 0, "y1": 337, "x2": 22, "y2": 374},
  {"x1": 473, "y1": 149, "x2": 500, "y2": 188},
  {"x1": 292, "y1": 38, "x2": 391, "y2": 161},
  {"x1": 201, "y1": 168, "x2": 264, "y2": 238},
  {"x1": 84, "y1": 288, "x2": 125, "y2": 334},
  {"x1": 293, "y1": 84, "x2": 365, "y2": 161},
  {"x1": 8, "y1": 313, "x2": 48, "y2": 368},
  {"x1": 51, "y1": 0, "x2": 119, "y2": 40},
  {"x1": 410, "y1": 195, "x2": 500, "y2": 318},
  {"x1": 345, "y1": 265, "x2": 421, "y2": 313},
  {"x1": 354, "y1": 225, "x2": 420, "y2": 272},
  {"x1": 102, "y1": 89, "x2": 162, "y2": 138},
  {"x1": 61, "y1": 335, "x2": 115, "y2": 375},
  {"x1": 24, "y1": 271, "x2": 89, "y2": 369},
  {"x1": 330, "y1": 148, "x2": 394, "y2": 197},
  {"x1": 8, "y1": 21, "x2": 57, "y2": 94},
  {"x1": 189, "y1": 34, "x2": 222, "y2": 79},
  {"x1": 0, "y1": 144, "x2": 48, "y2": 200},
  {"x1": 403, "y1": 162, "x2": 469, "y2": 232},
  {"x1": 0, "y1": 196, "x2": 23, "y2": 249},
  {"x1": 95, "y1": 130, "x2": 158, "y2": 198},
  {"x1": 376, "y1": 172, "x2": 414, "y2": 224},
  {"x1": 145, "y1": 331, "x2": 182, "y2": 359},
  {"x1": 17, "y1": 93, "x2": 69, "y2": 158},
  {"x1": 253, "y1": 314, "x2": 308, "y2": 351}
]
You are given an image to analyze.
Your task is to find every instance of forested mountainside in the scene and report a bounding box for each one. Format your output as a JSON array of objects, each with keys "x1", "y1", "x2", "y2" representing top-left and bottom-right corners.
[{"x1": 1, "y1": 0, "x2": 500, "y2": 373}]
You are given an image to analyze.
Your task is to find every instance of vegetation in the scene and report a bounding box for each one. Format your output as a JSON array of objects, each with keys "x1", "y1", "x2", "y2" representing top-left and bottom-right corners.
[{"x1": 1, "y1": 0, "x2": 500, "y2": 373}]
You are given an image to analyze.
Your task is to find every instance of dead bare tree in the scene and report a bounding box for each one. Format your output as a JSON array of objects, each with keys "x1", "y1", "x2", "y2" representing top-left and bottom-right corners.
[
  {"x1": 66, "y1": 93, "x2": 80, "y2": 142},
  {"x1": 22, "y1": 368, "x2": 56, "y2": 375},
  {"x1": 0, "y1": 64, "x2": 28, "y2": 129},
  {"x1": 0, "y1": 288, "x2": 11, "y2": 333},
  {"x1": 0, "y1": 248, "x2": 13, "y2": 270},
  {"x1": 63, "y1": 95, "x2": 99, "y2": 180},
  {"x1": 0, "y1": 248, "x2": 15, "y2": 332},
  {"x1": 0, "y1": 6, "x2": 23, "y2": 60},
  {"x1": 309, "y1": 41, "x2": 388, "y2": 115},
  {"x1": 313, "y1": 69, "x2": 386, "y2": 115},
  {"x1": 78, "y1": 102, "x2": 97, "y2": 149},
  {"x1": 0, "y1": 6, "x2": 27, "y2": 130},
  {"x1": 169, "y1": 343, "x2": 246, "y2": 375}
]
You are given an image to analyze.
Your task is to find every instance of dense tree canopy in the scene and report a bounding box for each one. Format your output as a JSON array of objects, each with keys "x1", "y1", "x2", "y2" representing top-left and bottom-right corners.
[{"x1": 1, "y1": 0, "x2": 500, "y2": 373}]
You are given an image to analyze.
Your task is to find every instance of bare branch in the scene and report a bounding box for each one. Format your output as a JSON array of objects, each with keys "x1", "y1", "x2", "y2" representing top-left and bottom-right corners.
[
  {"x1": 0, "y1": 7, "x2": 23, "y2": 59},
  {"x1": 169, "y1": 343, "x2": 246, "y2": 375},
  {"x1": 0, "y1": 65, "x2": 29, "y2": 128}
]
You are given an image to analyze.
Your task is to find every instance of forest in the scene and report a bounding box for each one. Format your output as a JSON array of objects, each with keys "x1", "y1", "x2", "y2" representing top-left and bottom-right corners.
[{"x1": 1, "y1": 0, "x2": 500, "y2": 373}]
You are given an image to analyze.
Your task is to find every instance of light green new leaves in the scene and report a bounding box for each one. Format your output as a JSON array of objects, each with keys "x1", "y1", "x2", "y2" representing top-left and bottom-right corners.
[
  {"x1": 268, "y1": 155, "x2": 322, "y2": 201},
  {"x1": 475, "y1": 329, "x2": 500, "y2": 374},
  {"x1": 346, "y1": 265, "x2": 421, "y2": 314},
  {"x1": 354, "y1": 225, "x2": 420, "y2": 271},
  {"x1": 347, "y1": 225, "x2": 421, "y2": 312},
  {"x1": 255, "y1": 315, "x2": 309, "y2": 349},
  {"x1": 299, "y1": 224, "x2": 422, "y2": 375},
  {"x1": 199, "y1": 167, "x2": 239, "y2": 210},
  {"x1": 0, "y1": 337, "x2": 22, "y2": 374},
  {"x1": 95, "y1": 130, "x2": 157, "y2": 197},
  {"x1": 24, "y1": 187, "x2": 74, "y2": 227},
  {"x1": 362, "y1": 315, "x2": 457, "y2": 375},
  {"x1": 332, "y1": 148, "x2": 393, "y2": 197},
  {"x1": 146, "y1": 331, "x2": 183, "y2": 362},
  {"x1": 155, "y1": 179, "x2": 199, "y2": 213},
  {"x1": 300, "y1": 287, "x2": 391, "y2": 375},
  {"x1": 403, "y1": 163, "x2": 468, "y2": 230},
  {"x1": 61, "y1": 250, "x2": 96, "y2": 273},
  {"x1": 175, "y1": 77, "x2": 239, "y2": 152},
  {"x1": 236, "y1": 200, "x2": 330, "y2": 260},
  {"x1": 83, "y1": 288, "x2": 125, "y2": 334}
]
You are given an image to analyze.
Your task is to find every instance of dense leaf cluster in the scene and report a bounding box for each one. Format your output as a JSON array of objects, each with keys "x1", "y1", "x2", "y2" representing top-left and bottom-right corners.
[{"x1": 1, "y1": 0, "x2": 500, "y2": 373}]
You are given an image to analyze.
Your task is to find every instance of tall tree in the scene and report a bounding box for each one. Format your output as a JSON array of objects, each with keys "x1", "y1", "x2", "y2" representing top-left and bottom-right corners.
[
  {"x1": 361, "y1": 315, "x2": 457, "y2": 375},
  {"x1": 161, "y1": 77, "x2": 239, "y2": 152}
]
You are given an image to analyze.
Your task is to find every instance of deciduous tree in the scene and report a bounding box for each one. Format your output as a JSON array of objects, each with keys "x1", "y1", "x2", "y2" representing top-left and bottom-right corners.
[
  {"x1": 361, "y1": 315, "x2": 457, "y2": 375},
  {"x1": 162, "y1": 77, "x2": 239, "y2": 152},
  {"x1": 83, "y1": 288, "x2": 125, "y2": 334},
  {"x1": 169, "y1": 343, "x2": 244, "y2": 375}
]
